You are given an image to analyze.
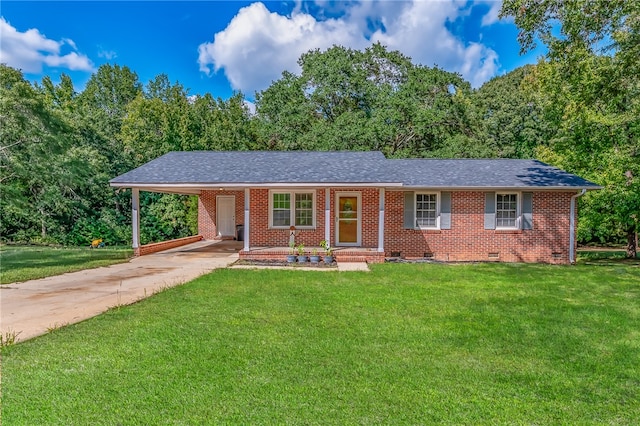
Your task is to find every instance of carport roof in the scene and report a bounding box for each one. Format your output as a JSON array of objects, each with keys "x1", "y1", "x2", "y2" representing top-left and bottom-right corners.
[{"x1": 109, "y1": 151, "x2": 601, "y2": 191}]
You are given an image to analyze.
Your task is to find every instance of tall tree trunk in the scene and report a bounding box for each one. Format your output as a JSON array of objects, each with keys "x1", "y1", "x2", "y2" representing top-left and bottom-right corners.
[
  {"x1": 627, "y1": 225, "x2": 637, "y2": 259},
  {"x1": 40, "y1": 209, "x2": 47, "y2": 239}
]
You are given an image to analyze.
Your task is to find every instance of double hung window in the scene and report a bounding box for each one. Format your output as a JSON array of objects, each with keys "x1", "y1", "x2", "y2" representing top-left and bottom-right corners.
[
  {"x1": 270, "y1": 191, "x2": 315, "y2": 228},
  {"x1": 404, "y1": 191, "x2": 450, "y2": 230},
  {"x1": 416, "y1": 193, "x2": 438, "y2": 228},
  {"x1": 496, "y1": 193, "x2": 518, "y2": 228}
]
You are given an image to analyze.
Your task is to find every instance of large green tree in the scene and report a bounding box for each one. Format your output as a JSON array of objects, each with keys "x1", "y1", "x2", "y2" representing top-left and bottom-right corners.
[
  {"x1": 501, "y1": 0, "x2": 640, "y2": 257},
  {"x1": 255, "y1": 44, "x2": 483, "y2": 157},
  {"x1": 0, "y1": 66, "x2": 88, "y2": 242},
  {"x1": 120, "y1": 75, "x2": 256, "y2": 242},
  {"x1": 471, "y1": 65, "x2": 550, "y2": 159}
]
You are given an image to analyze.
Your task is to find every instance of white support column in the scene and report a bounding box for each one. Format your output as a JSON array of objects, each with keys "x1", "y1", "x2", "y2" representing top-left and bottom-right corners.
[
  {"x1": 132, "y1": 188, "x2": 140, "y2": 250},
  {"x1": 244, "y1": 188, "x2": 250, "y2": 252},
  {"x1": 324, "y1": 188, "x2": 331, "y2": 247},
  {"x1": 378, "y1": 188, "x2": 385, "y2": 252}
]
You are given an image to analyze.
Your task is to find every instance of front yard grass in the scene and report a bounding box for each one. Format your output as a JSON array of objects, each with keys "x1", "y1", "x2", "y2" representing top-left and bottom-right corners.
[
  {"x1": 1, "y1": 262, "x2": 639, "y2": 424},
  {"x1": 0, "y1": 245, "x2": 133, "y2": 284}
]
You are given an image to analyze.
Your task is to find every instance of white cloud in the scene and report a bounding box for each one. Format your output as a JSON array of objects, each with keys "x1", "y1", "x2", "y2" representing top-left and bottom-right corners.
[
  {"x1": 101, "y1": 51, "x2": 117, "y2": 60},
  {"x1": 0, "y1": 17, "x2": 94, "y2": 73},
  {"x1": 97, "y1": 47, "x2": 117, "y2": 60},
  {"x1": 198, "y1": 2, "x2": 368, "y2": 95},
  {"x1": 243, "y1": 99, "x2": 256, "y2": 115},
  {"x1": 481, "y1": 0, "x2": 503, "y2": 26},
  {"x1": 197, "y1": 1, "x2": 502, "y2": 93},
  {"x1": 369, "y1": 1, "x2": 500, "y2": 87}
]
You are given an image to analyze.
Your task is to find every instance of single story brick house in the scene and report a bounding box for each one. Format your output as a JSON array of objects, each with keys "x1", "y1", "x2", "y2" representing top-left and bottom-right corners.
[{"x1": 110, "y1": 151, "x2": 600, "y2": 264}]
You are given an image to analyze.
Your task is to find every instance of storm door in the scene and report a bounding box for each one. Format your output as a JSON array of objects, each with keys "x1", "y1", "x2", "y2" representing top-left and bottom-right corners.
[{"x1": 336, "y1": 192, "x2": 361, "y2": 246}]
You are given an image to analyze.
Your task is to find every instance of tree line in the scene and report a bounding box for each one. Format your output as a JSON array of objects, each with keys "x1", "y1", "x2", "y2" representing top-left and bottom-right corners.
[{"x1": 1, "y1": 1, "x2": 637, "y2": 257}]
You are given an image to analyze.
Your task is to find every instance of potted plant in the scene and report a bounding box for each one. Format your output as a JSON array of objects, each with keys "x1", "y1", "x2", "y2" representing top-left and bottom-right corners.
[
  {"x1": 310, "y1": 248, "x2": 321, "y2": 263},
  {"x1": 320, "y1": 240, "x2": 334, "y2": 264},
  {"x1": 297, "y1": 243, "x2": 308, "y2": 263},
  {"x1": 287, "y1": 240, "x2": 297, "y2": 263}
]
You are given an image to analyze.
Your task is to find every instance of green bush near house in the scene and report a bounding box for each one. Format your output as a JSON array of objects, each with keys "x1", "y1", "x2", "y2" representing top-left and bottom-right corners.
[{"x1": 1, "y1": 262, "x2": 638, "y2": 424}]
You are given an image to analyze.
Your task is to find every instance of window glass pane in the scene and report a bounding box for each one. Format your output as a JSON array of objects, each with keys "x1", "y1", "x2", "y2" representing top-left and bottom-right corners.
[
  {"x1": 273, "y1": 193, "x2": 290, "y2": 209},
  {"x1": 273, "y1": 210, "x2": 290, "y2": 227},
  {"x1": 496, "y1": 193, "x2": 517, "y2": 227},
  {"x1": 272, "y1": 193, "x2": 290, "y2": 227},
  {"x1": 416, "y1": 193, "x2": 437, "y2": 227},
  {"x1": 295, "y1": 210, "x2": 313, "y2": 226},
  {"x1": 295, "y1": 193, "x2": 314, "y2": 227}
]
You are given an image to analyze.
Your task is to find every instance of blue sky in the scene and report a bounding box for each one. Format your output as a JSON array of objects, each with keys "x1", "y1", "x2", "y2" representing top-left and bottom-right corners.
[{"x1": 1, "y1": 1, "x2": 545, "y2": 100}]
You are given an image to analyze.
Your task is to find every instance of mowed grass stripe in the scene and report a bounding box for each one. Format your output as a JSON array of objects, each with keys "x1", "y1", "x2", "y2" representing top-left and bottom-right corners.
[
  {"x1": 2, "y1": 263, "x2": 639, "y2": 424},
  {"x1": 0, "y1": 245, "x2": 133, "y2": 284}
]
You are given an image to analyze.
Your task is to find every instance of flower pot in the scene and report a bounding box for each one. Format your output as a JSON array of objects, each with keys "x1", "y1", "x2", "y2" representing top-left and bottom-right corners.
[
  {"x1": 324, "y1": 255, "x2": 334, "y2": 264},
  {"x1": 286, "y1": 254, "x2": 297, "y2": 263},
  {"x1": 298, "y1": 255, "x2": 308, "y2": 263},
  {"x1": 309, "y1": 255, "x2": 321, "y2": 263}
]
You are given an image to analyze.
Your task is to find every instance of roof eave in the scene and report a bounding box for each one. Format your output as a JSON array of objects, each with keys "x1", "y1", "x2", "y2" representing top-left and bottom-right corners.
[
  {"x1": 399, "y1": 185, "x2": 602, "y2": 191},
  {"x1": 109, "y1": 182, "x2": 404, "y2": 189}
]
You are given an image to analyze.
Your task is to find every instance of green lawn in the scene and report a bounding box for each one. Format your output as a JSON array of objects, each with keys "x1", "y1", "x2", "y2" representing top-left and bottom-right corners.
[
  {"x1": 578, "y1": 249, "x2": 638, "y2": 264},
  {"x1": 0, "y1": 245, "x2": 133, "y2": 284},
  {"x1": 1, "y1": 262, "x2": 639, "y2": 424}
]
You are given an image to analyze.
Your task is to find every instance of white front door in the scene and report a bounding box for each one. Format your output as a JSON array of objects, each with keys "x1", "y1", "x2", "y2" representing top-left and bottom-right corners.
[
  {"x1": 336, "y1": 192, "x2": 361, "y2": 246},
  {"x1": 216, "y1": 196, "x2": 236, "y2": 238}
]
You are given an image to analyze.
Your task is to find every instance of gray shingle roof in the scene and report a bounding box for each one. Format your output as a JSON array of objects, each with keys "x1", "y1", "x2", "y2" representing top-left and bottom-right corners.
[
  {"x1": 390, "y1": 158, "x2": 600, "y2": 188},
  {"x1": 110, "y1": 151, "x2": 600, "y2": 189},
  {"x1": 111, "y1": 151, "x2": 393, "y2": 185}
]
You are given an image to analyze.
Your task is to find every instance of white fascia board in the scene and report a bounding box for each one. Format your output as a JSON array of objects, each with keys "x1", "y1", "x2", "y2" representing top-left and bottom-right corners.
[
  {"x1": 110, "y1": 182, "x2": 403, "y2": 189},
  {"x1": 109, "y1": 184, "x2": 202, "y2": 195},
  {"x1": 254, "y1": 182, "x2": 403, "y2": 188}
]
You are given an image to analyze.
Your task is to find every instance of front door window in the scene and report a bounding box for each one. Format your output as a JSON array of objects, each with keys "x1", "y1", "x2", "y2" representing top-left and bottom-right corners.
[{"x1": 337, "y1": 194, "x2": 360, "y2": 245}]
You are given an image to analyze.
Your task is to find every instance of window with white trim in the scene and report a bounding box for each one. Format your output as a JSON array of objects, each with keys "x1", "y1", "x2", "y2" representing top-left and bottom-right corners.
[
  {"x1": 270, "y1": 191, "x2": 315, "y2": 228},
  {"x1": 272, "y1": 193, "x2": 291, "y2": 227},
  {"x1": 295, "y1": 193, "x2": 313, "y2": 226},
  {"x1": 496, "y1": 193, "x2": 518, "y2": 228},
  {"x1": 416, "y1": 193, "x2": 438, "y2": 228}
]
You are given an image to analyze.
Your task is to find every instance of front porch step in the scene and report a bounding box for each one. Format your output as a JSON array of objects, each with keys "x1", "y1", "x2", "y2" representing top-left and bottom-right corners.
[
  {"x1": 334, "y1": 252, "x2": 385, "y2": 263},
  {"x1": 239, "y1": 247, "x2": 385, "y2": 264}
]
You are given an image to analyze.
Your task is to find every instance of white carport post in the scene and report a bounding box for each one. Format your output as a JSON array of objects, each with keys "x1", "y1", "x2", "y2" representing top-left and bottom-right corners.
[
  {"x1": 378, "y1": 188, "x2": 385, "y2": 252},
  {"x1": 325, "y1": 188, "x2": 331, "y2": 247},
  {"x1": 244, "y1": 188, "x2": 250, "y2": 252},
  {"x1": 132, "y1": 188, "x2": 140, "y2": 252}
]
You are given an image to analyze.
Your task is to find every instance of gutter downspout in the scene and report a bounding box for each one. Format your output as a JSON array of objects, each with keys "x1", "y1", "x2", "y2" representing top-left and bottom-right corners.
[{"x1": 569, "y1": 189, "x2": 587, "y2": 264}]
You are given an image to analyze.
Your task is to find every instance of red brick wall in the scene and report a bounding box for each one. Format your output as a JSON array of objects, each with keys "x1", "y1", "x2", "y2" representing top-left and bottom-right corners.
[
  {"x1": 384, "y1": 190, "x2": 575, "y2": 264},
  {"x1": 136, "y1": 235, "x2": 203, "y2": 256},
  {"x1": 249, "y1": 189, "x2": 326, "y2": 247},
  {"x1": 197, "y1": 187, "x2": 577, "y2": 264},
  {"x1": 198, "y1": 190, "x2": 245, "y2": 240},
  {"x1": 245, "y1": 188, "x2": 381, "y2": 248}
]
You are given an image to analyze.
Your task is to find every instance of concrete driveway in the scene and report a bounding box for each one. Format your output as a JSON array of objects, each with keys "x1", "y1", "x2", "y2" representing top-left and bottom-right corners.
[{"x1": 0, "y1": 240, "x2": 241, "y2": 343}]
